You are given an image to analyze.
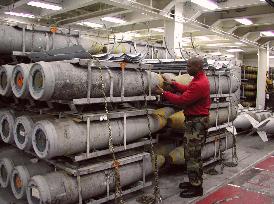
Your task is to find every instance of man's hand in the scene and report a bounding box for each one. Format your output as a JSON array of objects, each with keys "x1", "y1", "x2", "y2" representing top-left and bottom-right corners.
[
  {"x1": 155, "y1": 85, "x2": 164, "y2": 95},
  {"x1": 162, "y1": 75, "x2": 174, "y2": 85}
]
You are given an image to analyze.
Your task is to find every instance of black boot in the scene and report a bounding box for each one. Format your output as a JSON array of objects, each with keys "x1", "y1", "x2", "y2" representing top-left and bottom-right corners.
[
  {"x1": 180, "y1": 185, "x2": 203, "y2": 198},
  {"x1": 179, "y1": 182, "x2": 192, "y2": 189}
]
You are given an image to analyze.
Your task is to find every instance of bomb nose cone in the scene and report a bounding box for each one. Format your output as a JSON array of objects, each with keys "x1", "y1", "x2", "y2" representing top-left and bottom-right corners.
[
  {"x1": 0, "y1": 65, "x2": 14, "y2": 96},
  {"x1": 0, "y1": 112, "x2": 16, "y2": 144},
  {"x1": 11, "y1": 64, "x2": 32, "y2": 98},
  {"x1": 29, "y1": 62, "x2": 55, "y2": 101},
  {"x1": 0, "y1": 70, "x2": 7, "y2": 91}
]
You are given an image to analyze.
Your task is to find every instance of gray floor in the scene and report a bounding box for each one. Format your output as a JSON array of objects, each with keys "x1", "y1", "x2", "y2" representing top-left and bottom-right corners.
[
  {"x1": 126, "y1": 133, "x2": 274, "y2": 204},
  {"x1": 1, "y1": 133, "x2": 274, "y2": 204}
]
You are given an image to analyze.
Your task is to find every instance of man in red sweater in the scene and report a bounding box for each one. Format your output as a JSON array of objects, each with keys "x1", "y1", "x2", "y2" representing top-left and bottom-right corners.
[{"x1": 156, "y1": 56, "x2": 210, "y2": 198}]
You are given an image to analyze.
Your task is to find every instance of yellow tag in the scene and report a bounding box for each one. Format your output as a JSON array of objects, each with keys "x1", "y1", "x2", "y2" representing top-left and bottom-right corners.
[
  {"x1": 32, "y1": 188, "x2": 40, "y2": 199},
  {"x1": 50, "y1": 25, "x2": 57, "y2": 33}
]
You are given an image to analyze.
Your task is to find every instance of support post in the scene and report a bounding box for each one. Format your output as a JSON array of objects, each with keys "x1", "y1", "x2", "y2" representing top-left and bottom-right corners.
[
  {"x1": 256, "y1": 44, "x2": 269, "y2": 109},
  {"x1": 164, "y1": 0, "x2": 184, "y2": 58}
]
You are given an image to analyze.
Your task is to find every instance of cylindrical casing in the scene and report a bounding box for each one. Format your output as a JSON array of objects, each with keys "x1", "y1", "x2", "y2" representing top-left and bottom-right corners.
[
  {"x1": 0, "y1": 65, "x2": 14, "y2": 97},
  {"x1": 0, "y1": 111, "x2": 17, "y2": 144},
  {"x1": 11, "y1": 162, "x2": 53, "y2": 199},
  {"x1": 248, "y1": 111, "x2": 272, "y2": 122},
  {"x1": 26, "y1": 155, "x2": 165, "y2": 204},
  {"x1": 0, "y1": 25, "x2": 79, "y2": 54},
  {"x1": 28, "y1": 61, "x2": 162, "y2": 101},
  {"x1": 261, "y1": 118, "x2": 274, "y2": 135},
  {"x1": 14, "y1": 114, "x2": 53, "y2": 151},
  {"x1": 233, "y1": 111, "x2": 273, "y2": 131},
  {"x1": 169, "y1": 132, "x2": 234, "y2": 165},
  {"x1": 152, "y1": 107, "x2": 175, "y2": 119},
  {"x1": 161, "y1": 73, "x2": 239, "y2": 94},
  {"x1": 32, "y1": 115, "x2": 167, "y2": 159},
  {"x1": 167, "y1": 106, "x2": 238, "y2": 130},
  {"x1": 11, "y1": 63, "x2": 32, "y2": 98},
  {"x1": 0, "y1": 149, "x2": 32, "y2": 188},
  {"x1": 233, "y1": 114, "x2": 252, "y2": 131},
  {"x1": 208, "y1": 75, "x2": 239, "y2": 94},
  {"x1": 209, "y1": 106, "x2": 238, "y2": 127}
]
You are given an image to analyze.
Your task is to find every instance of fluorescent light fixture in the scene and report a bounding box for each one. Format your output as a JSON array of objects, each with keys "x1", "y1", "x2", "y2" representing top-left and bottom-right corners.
[
  {"x1": 209, "y1": 51, "x2": 222, "y2": 56},
  {"x1": 206, "y1": 43, "x2": 223, "y2": 47},
  {"x1": 150, "y1": 28, "x2": 165, "y2": 33},
  {"x1": 235, "y1": 18, "x2": 253, "y2": 25},
  {"x1": 4, "y1": 11, "x2": 35, "y2": 18},
  {"x1": 269, "y1": 56, "x2": 274, "y2": 59},
  {"x1": 125, "y1": 31, "x2": 142, "y2": 37},
  {"x1": 27, "y1": 1, "x2": 62, "y2": 10},
  {"x1": 196, "y1": 36, "x2": 211, "y2": 41},
  {"x1": 235, "y1": 42, "x2": 243, "y2": 45},
  {"x1": 261, "y1": 31, "x2": 274, "y2": 37},
  {"x1": 101, "y1": 17, "x2": 126, "y2": 24},
  {"x1": 225, "y1": 54, "x2": 235, "y2": 58},
  {"x1": 226, "y1": 48, "x2": 244, "y2": 53},
  {"x1": 77, "y1": 22, "x2": 103, "y2": 28},
  {"x1": 181, "y1": 37, "x2": 191, "y2": 43},
  {"x1": 191, "y1": 0, "x2": 219, "y2": 10}
]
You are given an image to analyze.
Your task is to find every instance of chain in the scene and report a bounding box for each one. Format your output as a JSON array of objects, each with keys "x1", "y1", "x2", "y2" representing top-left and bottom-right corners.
[
  {"x1": 137, "y1": 64, "x2": 161, "y2": 204},
  {"x1": 95, "y1": 59, "x2": 125, "y2": 204},
  {"x1": 224, "y1": 71, "x2": 238, "y2": 167}
]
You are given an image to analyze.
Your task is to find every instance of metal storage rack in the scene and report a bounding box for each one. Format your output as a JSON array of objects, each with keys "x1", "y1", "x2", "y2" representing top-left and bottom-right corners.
[
  {"x1": 67, "y1": 109, "x2": 158, "y2": 162},
  {"x1": 28, "y1": 152, "x2": 152, "y2": 204}
]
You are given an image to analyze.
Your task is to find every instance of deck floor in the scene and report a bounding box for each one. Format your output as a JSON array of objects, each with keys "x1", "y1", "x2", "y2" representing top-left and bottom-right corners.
[{"x1": 127, "y1": 133, "x2": 274, "y2": 204}]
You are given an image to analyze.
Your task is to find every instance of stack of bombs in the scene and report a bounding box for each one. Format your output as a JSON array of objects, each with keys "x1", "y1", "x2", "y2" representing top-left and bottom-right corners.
[
  {"x1": 153, "y1": 71, "x2": 240, "y2": 166},
  {"x1": 0, "y1": 107, "x2": 169, "y2": 203},
  {"x1": 0, "y1": 60, "x2": 241, "y2": 203},
  {"x1": 0, "y1": 60, "x2": 240, "y2": 102},
  {"x1": 241, "y1": 65, "x2": 257, "y2": 107}
]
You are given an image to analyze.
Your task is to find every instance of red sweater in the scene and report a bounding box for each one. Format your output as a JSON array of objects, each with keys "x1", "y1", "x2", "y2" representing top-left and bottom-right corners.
[{"x1": 163, "y1": 71, "x2": 211, "y2": 116}]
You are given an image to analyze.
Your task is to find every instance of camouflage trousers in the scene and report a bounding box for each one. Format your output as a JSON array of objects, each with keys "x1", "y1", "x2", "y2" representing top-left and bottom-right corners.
[{"x1": 183, "y1": 115, "x2": 209, "y2": 187}]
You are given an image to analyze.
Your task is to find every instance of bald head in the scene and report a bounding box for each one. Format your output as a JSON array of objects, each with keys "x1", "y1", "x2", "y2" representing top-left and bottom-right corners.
[{"x1": 187, "y1": 56, "x2": 204, "y2": 76}]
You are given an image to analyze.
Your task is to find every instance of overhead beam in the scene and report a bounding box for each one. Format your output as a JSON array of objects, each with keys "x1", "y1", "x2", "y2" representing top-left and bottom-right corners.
[
  {"x1": 100, "y1": 0, "x2": 173, "y2": 20},
  {"x1": 111, "y1": 19, "x2": 164, "y2": 33},
  {"x1": 0, "y1": 0, "x2": 27, "y2": 12},
  {"x1": 196, "y1": 5, "x2": 274, "y2": 26},
  {"x1": 257, "y1": 37, "x2": 274, "y2": 45},
  {"x1": 233, "y1": 23, "x2": 274, "y2": 37}
]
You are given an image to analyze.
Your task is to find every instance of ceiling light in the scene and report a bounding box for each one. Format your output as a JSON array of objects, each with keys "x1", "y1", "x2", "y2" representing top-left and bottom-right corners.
[
  {"x1": 77, "y1": 22, "x2": 103, "y2": 28},
  {"x1": 225, "y1": 54, "x2": 235, "y2": 58},
  {"x1": 226, "y1": 48, "x2": 244, "y2": 53},
  {"x1": 196, "y1": 36, "x2": 211, "y2": 41},
  {"x1": 235, "y1": 18, "x2": 253, "y2": 25},
  {"x1": 269, "y1": 56, "x2": 274, "y2": 59},
  {"x1": 4, "y1": 11, "x2": 35, "y2": 18},
  {"x1": 125, "y1": 31, "x2": 142, "y2": 37},
  {"x1": 101, "y1": 17, "x2": 126, "y2": 24},
  {"x1": 261, "y1": 31, "x2": 274, "y2": 37},
  {"x1": 206, "y1": 43, "x2": 223, "y2": 47},
  {"x1": 150, "y1": 28, "x2": 165, "y2": 33},
  {"x1": 181, "y1": 37, "x2": 191, "y2": 43},
  {"x1": 191, "y1": 0, "x2": 219, "y2": 10},
  {"x1": 209, "y1": 51, "x2": 222, "y2": 56},
  {"x1": 235, "y1": 42, "x2": 243, "y2": 45},
  {"x1": 27, "y1": 1, "x2": 62, "y2": 10}
]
